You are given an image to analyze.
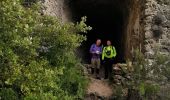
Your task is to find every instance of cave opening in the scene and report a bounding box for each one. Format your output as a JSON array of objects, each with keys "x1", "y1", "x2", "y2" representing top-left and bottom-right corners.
[{"x1": 67, "y1": 0, "x2": 130, "y2": 63}]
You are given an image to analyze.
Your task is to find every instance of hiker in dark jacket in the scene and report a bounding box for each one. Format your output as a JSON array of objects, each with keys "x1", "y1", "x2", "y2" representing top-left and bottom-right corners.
[
  {"x1": 90, "y1": 39, "x2": 102, "y2": 79},
  {"x1": 102, "y1": 40, "x2": 117, "y2": 80}
]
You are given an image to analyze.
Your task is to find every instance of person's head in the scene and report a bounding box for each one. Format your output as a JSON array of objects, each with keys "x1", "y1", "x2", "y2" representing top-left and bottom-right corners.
[
  {"x1": 107, "y1": 40, "x2": 112, "y2": 46},
  {"x1": 96, "y1": 39, "x2": 101, "y2": 46}
]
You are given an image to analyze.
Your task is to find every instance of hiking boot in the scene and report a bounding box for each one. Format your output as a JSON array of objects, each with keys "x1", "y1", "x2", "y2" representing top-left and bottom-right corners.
[
  {"x1": 91, "y1": 68, "x2": 95, "y2": 74},
  {"x1": 96, "y1": 74, "x2": 101, "y2": 80},
  {"x1": 103, "y1": 76, "x2": 108, "y2": 80}
]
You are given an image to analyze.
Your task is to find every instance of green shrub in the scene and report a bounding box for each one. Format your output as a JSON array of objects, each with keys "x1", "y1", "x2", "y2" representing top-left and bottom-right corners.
[{"x1": 0, "y1": 0, "x2": 91, "y2": 99}]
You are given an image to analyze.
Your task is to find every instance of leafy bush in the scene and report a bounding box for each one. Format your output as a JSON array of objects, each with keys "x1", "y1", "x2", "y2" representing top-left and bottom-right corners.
[{"x1": 0, "y1": 0, "x2": 91, "y2": 99}]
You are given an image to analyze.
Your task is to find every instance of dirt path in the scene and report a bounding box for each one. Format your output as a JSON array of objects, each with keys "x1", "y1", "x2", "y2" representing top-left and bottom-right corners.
[
  {"x1": 86, "y1": 77, "x2": 113, "y2": 98},
  {"x1": 83, "y1": 64, "x2": 114, "y2": 99}
]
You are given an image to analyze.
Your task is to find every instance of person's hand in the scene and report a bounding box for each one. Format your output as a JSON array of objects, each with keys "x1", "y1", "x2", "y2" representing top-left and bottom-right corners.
[{"x1": 96, "y1": 51, "x2": 100, "y2": 54}]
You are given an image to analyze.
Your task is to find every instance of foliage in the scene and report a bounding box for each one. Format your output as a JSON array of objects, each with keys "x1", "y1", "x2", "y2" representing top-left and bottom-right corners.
[
  {"x1": 113, "y1": 85, "x2": 124, "y2": 99},
  {"x1": 0, "y1": 88, "x2": 18, "y2": 100},
  {"x1": 0, "y1": 0, "x2": 91, "y2": 99}
]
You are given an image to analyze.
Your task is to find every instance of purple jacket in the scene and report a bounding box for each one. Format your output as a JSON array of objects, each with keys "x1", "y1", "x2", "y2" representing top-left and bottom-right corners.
[{"x1": 90, "y1": 44, "x2": 102, "y2": 59}]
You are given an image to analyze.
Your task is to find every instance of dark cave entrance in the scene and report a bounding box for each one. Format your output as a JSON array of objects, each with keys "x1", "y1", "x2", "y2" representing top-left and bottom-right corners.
[{"x1": 67, "y1": 0, "x2": 129, "y2": 63}]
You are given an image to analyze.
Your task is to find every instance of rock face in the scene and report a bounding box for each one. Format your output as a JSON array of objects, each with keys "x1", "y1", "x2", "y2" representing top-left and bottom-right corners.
[
  {"x1": 144, "y1": 0, "x2": 170, "y2": 62},
  {"x1": 42, "y1": 0, "x2": 71, "y2": 22}
]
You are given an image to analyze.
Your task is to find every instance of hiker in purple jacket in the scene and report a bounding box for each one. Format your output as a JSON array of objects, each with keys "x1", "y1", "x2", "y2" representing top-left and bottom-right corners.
[{"x1": 90, "y1": 39, "x2": 102, "y2": 79}]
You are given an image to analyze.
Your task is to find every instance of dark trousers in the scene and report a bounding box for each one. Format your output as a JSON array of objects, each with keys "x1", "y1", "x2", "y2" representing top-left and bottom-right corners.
[{"x1": 103, "y1": 58, "x2": 113, "y2": 79}]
